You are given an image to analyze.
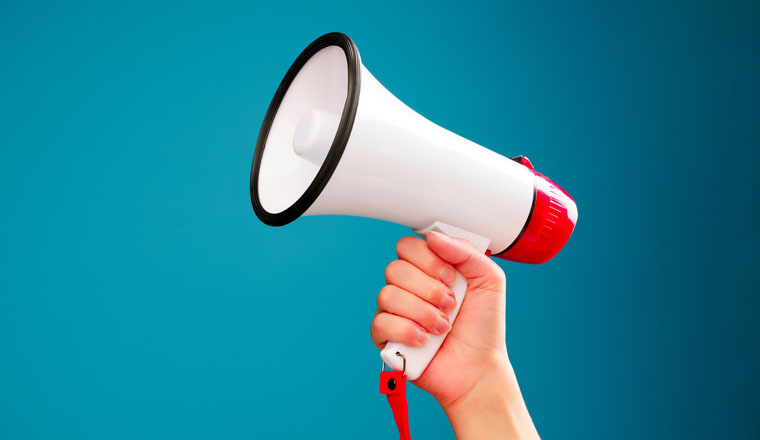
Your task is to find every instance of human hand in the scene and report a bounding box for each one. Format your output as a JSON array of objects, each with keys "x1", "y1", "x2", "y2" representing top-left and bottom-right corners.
[{"x1": 370, "y1": 231, "x2": 539, "y2": 439}]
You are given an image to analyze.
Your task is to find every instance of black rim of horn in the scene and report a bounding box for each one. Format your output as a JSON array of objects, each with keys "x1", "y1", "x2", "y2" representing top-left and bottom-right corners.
[{"x1": 250, "y1": 32, "x2": 361, "y2": 226}]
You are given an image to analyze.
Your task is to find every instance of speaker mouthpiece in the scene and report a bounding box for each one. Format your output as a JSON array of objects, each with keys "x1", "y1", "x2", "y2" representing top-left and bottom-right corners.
[{"x1": 293, "y1": 109, "x2": 340, "y2": 165}]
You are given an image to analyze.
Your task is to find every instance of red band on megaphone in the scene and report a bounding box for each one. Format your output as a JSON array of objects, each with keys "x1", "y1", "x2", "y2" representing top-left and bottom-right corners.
[{"x1": 497, "y1": 169, "x2": 577, "y2": 264}]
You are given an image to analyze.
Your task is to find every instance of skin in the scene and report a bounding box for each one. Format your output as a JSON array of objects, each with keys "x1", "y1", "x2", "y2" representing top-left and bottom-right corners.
[{"x1": 370, "y1": 231, "x2": 540, "y2": 439}]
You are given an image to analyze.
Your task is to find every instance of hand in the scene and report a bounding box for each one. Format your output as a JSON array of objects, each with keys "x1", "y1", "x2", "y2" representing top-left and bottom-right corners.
[{"x1": 370, "y1": 231, "x2": 539, "y2": 439}]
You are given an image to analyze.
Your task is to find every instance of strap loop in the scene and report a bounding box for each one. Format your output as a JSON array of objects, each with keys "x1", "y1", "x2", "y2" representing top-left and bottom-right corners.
[{"x1": 380, "y1": 352, "x2": 411, "y2": 440}]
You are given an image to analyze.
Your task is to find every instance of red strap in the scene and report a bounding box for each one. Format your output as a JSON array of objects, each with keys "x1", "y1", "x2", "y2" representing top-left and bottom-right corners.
[{"x1": 380, "y1": 371, "x2": 411, "y2": 440}]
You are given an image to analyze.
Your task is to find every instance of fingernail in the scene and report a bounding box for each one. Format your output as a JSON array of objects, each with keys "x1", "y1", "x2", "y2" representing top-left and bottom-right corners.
[
  {"x1": 440, "y1": 266, "x2": 456, "y2": 285},
  {"x1": 429, "y1": 230, "x2": 450, "y2": 241},
  {"x1": 435, "y1": 316, "x2": 451, "y2": 335},
  {"x1": 416, "y1": 330, "x2": 430, "y2": 345},
  {"x1": 440, "y1": 294, "x2": 456, "y2": 312}
]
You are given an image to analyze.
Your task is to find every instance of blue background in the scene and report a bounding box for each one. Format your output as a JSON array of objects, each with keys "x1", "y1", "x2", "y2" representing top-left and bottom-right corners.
[{"x1": 1, "y1": 1, "x2": 758, "y2": 438}]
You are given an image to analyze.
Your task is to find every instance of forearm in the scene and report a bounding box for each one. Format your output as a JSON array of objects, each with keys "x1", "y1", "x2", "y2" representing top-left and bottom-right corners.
[{"x1": 440, "y1": 357, "x2": 540, "y2": 440}]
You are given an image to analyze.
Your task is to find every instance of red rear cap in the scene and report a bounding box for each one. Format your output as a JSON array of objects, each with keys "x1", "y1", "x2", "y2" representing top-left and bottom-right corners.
[{"x1": 497, "y1": 168, "x2": 578, "y2": 264}]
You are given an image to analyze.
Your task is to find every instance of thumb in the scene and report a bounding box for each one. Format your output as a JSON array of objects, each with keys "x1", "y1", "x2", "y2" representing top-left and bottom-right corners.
[{"x1": 425, "y1": 231, "x2": 505, "y2": 288}]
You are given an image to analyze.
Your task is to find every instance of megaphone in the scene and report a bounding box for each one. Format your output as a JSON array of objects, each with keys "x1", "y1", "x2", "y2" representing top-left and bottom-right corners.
[{"x1": 250, "y1": 32, "x2": 577, "y2": 380}]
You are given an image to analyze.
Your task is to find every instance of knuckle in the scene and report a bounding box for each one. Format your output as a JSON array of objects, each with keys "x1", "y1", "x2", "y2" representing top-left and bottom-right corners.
[
  {"x1": 496, "y1": 272, "x2": 506, "y2": 289},
  {"x1": 427, "y1": 259, "x2": 444, "y2": 274},
  {"x1": 396, "y1": 236, "x2": 414, "y2": 254},
  {"x1": 370, "y1": 314, "x2": 385, "y2": 336},
  {"x1": 383, "y1": 264, "x2": 394, "y2": 281},
  {"x1": 416, "y1": 256, "x2": 436, "y2": 275},
  {"x1": 428, "y1": 283, "x2": 447, "y2": 303},
  {"x1": 377, "y1": 285, "x2": 395, "y2": 307},
  {"x1": 488, "y1": 263, "x2": 507, "y2": 289},
  {"x1": 396, "y1": 236, "x2": 420, "y2": 254},
  {"x1": 423, "y1": 309, "x2": 440, "y2": 328},
  {"x1": 404, "y1": 325, "x2": 420, "y2": 343},
  {"x1": 384, "y1": 260, "x2": 404, "y2": 281}
]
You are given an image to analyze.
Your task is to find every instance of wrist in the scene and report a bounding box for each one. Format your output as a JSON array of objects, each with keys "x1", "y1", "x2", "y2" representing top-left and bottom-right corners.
[{"x1": 439, "y1": 356, "x2": 540, "y2": 440}]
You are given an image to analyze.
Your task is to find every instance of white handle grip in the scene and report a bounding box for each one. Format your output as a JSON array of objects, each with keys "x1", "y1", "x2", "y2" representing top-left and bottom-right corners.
[{"x1": 380, "y1": 222, "x2": 490, "y2": 380}]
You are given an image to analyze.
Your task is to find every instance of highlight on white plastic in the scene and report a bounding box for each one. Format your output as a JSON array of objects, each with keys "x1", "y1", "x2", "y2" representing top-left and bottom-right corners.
[
  {"x1": 303, "y1": 63, "x2": 535, "y2": 253},
  {"x1": 380, "y1": 221, "x2": 490, "y2": 380}
]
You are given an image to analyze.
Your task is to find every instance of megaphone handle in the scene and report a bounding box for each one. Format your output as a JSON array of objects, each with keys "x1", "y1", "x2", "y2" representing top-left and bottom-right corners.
[{"x1": 380, "y1": 222, "x2": 490, "y2": 381}]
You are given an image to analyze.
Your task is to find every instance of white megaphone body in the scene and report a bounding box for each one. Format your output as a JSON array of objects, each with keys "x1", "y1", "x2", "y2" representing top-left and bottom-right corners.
[{"x1": 250, "y1": 33, "x2": 578, "y2": 380}]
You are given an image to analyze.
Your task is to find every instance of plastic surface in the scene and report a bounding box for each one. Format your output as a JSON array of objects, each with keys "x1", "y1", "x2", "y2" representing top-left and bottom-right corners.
[
  {"x1": 498, "y1": 168, "x2": 578, "y2": 264},
  {"x1": 381, "y1": 222, "x2": 490, "y2": 380},
  {"x1": 302, "y1": 65, "x2": 536, "y2": 253},
  {"x1": 292, "y1": 109, "x2": 340, "y2": 164}
]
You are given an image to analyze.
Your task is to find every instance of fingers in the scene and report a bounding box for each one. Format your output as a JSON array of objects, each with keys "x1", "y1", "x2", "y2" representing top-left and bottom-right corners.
[
  {"x1": 371, "y1": 234, "x2": 504, "y2": 352},
  {"x1": 370, "y1": 312, "x2": 429, "y2": 349},
  {"x1": 396, "y1": 236, "x2": 458, "y2": 286},
  {"x1": 385, "y1": 259, "x2": 457, "y2": 313},
  {"x1": 425, "y1": 231, "x2": 505, "y2": 288},
  {"x1": 377, "y1": 285, "x2": 451, "y2": 335}
]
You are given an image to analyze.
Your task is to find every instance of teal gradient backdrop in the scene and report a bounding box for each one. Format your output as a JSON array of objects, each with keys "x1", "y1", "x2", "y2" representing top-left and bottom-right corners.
[{"x1": 1, "y1": 1, "x2": 758, "y2": 438}]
